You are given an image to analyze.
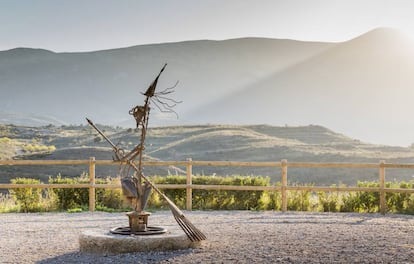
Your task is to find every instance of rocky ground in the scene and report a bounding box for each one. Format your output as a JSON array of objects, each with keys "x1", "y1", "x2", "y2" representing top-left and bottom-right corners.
[{"x1": 0, "y1": 211, "x2": 413, "y2": 263}]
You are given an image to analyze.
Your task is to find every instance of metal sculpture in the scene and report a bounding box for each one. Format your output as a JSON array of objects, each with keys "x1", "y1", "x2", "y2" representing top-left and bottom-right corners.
[{"x1": 86, "y1": 64, "x2": 206, "y2": 242}]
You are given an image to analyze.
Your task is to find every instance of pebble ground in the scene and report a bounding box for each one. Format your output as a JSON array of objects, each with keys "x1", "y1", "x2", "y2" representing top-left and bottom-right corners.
[{"x1": 0, "y1": 211, "x2": 413, "y2": 263}]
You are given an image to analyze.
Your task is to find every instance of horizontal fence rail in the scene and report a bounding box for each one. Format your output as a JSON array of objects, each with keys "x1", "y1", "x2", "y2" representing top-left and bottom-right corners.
[{"x1": 1, "y1": 158, "x2": 414, "y2": 213}]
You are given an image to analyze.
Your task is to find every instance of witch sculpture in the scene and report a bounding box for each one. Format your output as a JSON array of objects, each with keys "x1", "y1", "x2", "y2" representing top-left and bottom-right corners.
[{"x1": 86, "y1": 64, "x2": 206, "y2": 242}]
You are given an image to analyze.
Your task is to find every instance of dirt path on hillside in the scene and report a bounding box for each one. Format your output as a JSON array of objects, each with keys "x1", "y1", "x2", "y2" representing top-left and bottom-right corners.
[{"x1": 0, "y1": 211, "x2": 413, "y2": 263}]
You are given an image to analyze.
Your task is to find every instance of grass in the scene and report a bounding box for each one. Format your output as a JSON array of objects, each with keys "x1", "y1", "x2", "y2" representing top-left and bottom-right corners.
[
  {"x1": 0, "y1": 193, "x2": 18, "y2": 213},
  {"x1": 22, "y1": 143, "x2": 56, "y2": 153},
  {"x1": 0, "y1": 137, "x2": 17, "y2": 160},
  {"x1": 67, "y1": 208, "x2": 83, "y2": 213}
]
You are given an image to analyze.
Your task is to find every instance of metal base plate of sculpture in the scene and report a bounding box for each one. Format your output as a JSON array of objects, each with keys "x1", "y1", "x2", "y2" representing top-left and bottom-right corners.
[{"x1": 86, "y1": 64, "x2": 206, "y2": 242}]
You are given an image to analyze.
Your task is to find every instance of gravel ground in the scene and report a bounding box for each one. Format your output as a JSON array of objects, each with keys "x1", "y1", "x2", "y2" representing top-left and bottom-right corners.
[{"x1": 0, "y1": 211, "x2": 413, "y2": 263}]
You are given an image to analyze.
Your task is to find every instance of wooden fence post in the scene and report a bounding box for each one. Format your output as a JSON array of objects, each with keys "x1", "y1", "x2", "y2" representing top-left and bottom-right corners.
[
  {"x1": 379, "y1": 160, "x2": 386, "y2": 214},
  {"x1": 281, "y1": 159, "x2": 288, "y2": 212},
  {"x1": 186, "y1": 158, "x2": 193, "y2": 211},
  {"x1": 89, "y1": 157, "x2": 96, "y2": 212}
]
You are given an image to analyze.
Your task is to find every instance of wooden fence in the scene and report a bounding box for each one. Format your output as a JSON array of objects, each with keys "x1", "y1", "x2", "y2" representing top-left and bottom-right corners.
[{"x1": 1, "y1": 158, "x2": 414, "y2": 214}]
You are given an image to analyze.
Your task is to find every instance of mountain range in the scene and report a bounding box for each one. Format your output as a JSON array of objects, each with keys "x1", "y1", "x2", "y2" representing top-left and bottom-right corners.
[{"x1": 1, "y1": 27, "x2": 414, "y2": 146}]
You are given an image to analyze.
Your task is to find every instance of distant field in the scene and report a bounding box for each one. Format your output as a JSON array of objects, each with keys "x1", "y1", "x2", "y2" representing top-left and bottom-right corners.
[{"x1": 1, "y1": 124, "x2": 414, "y2": 186}]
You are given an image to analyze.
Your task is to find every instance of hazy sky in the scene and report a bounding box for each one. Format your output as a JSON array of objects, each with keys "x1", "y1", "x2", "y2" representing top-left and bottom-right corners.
[{"x1": 2, "y1": 0, "x2": 414, "y2": 52}]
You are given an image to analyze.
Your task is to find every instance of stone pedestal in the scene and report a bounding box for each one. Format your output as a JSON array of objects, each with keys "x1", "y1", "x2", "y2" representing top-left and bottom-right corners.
[
  {"x1": 79, "y1": 229, "x2": 202, "y2": 254},
  {"x1": 127, "y1": 211, "x2": 151, "y2": 232}
]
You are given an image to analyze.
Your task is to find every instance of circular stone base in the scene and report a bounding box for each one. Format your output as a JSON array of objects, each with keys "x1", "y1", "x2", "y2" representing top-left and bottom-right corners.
[
  {"x1": 110, "y1": 226, "x2": 167, "y2": 235},
  {"x1": 79, "y1": 229, "x2": 201, "y2": 254}
]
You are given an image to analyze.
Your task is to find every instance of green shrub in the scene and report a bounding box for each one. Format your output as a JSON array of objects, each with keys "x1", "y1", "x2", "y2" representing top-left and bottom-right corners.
[
  {"x1": 193, "y1": 175, "x2": 269, "y2": 210},
  {"x1": 151, "y1": 175, "x2": 186, "y2": 209},
  {"x1": 385, "y1": 181, "x2": 412, "y2": 213},
  {"x1": 287, "y1": 183, "x2": 312, "y2": 211},
  {"x1": 0, "y1": 137, "x2": 11, "y2": 143},
  {"x1": 340, "y1": 182, "x2": 381, "y2": 213},
  {"x1": 404, "y1": 194, "x2": 414, "y2": 215},
  {"x1": 49, "y1": 174, "x2": 130, "y2": 211},
  {"x1": 0, "y1": 193, "x2": 18, "y2": 212},
  {"x1": 148, "y1": 175, "x2": 270, "y2": 210},
  {"x1": 340, "y1": 192, "x2": 361, "y2": 212},
  {"x1": 339, "y1": 181, "x2": 413, "y2": 213},
  {"x1": 67, "y1": 207, "x2": 83, "y2": 213},
  {"x1": 49, "y1": 174, "x2": 89, "y2": 210},
  {"x1": 6, "y1": 175, "x2": 414, "y2": 214},
  {"x1": 318, "y1": 190, "x2": 339, "y2": 212},
  {"x1": 146, "y1": 190, "x2": 163, "y2": 209},
  {"x1": 356, "y1": 181, "x2": 379, "y2": 212},
  {"x1": 258, "y1": 190, "x2": 281, "y2": 210},
  {"x1": 95, "y1": 177, "x2": 126, "y2": 210},
  {"x1": 22, "y1": 143, "x2": 56, "y2": 153},
  {"x1": 10, "y1": 178, "x2": 43, "y2": 212}
]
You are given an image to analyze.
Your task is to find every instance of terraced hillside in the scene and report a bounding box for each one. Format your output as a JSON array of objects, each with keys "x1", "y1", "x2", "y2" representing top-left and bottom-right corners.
[{"x1": 1, "y1": 124, "x2": 414, "y2": 185}]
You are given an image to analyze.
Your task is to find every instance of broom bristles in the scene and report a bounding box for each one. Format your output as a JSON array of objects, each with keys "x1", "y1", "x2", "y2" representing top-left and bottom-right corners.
[
  {"x1": 171, "y1": 209, "x2": 207, "y2": 242},
  {"x1": 152, "y1": 180, "x2": 206, "y2": 241},
  {"x1": 125, "y1": 161, "x2": 206, "y2": 242}
]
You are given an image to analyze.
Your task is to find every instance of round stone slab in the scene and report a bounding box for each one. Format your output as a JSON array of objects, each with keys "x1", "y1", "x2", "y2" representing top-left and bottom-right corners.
[{"x1": 79, "y1": 229, "x2": 201, "y2": 254}]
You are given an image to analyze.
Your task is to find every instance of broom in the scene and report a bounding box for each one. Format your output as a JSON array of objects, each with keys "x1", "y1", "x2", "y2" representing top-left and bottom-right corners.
[
  {"x1": 86, "y1": 118, "x2": 206, "y2": 242},
  {"x1": 127, "y1": 161, "x2": 206, "y2": 242}
]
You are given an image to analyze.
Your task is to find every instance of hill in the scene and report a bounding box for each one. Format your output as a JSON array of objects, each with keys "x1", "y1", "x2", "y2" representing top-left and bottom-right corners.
[
  {"x1": 0, "y1": 38, "x2": 332, "y2": 127},
  {"x1": 187, "y1": 28, "x2": 414, "y2": 146},
  {"x1": 3, "y1": 28, "x2": 414, "y2": 145},
  {"x1": 1, "y1": 124, "x2": 414, "y2": 186}
]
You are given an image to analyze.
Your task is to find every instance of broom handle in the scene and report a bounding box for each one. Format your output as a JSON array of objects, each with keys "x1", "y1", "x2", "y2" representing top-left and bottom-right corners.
[
  {"x1": 86, "y1": 118, "x2": 184, "y2": 215},
  {"x1": 86, "y1": 118, "x2": 123, "y2": 160}
]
